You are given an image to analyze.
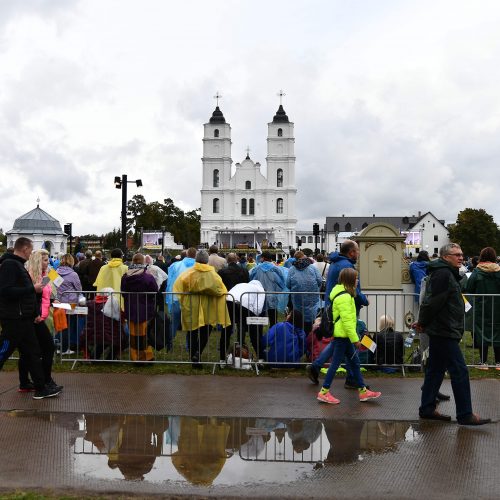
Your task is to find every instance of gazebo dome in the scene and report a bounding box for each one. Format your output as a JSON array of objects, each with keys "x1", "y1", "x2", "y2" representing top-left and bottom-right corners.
[{"x1": 8, "y1": 205, "x2": 63, "y2": 235}]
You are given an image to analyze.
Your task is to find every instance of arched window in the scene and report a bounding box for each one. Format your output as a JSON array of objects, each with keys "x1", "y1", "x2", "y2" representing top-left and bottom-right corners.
[
  {"x1": 277, "y1": 169, "x2": 283, "y2": 187},
  {"x1": 301, "y1": 236, "x2": 306, "y2": 243},
  {"x1": 249, "y1": 198, "x2": 255, "y2": 215},
  {"x1": 333, "y1": 223, "x2": 340, "y2": 231},
  {"x1": 213, "y1": 169, "x2": 219, "y2": 187},
  {"x1": 213, "y1": 198, "x2": 220, "y2": 213},
  {"x1": 245, "y1": 180, "x2": 251, "y2": 190},
  {"x1": 308, "y1": 236, "x2": 313, "y2": 243},
  {"x1": 345, "y1": 222, "x2": 352, "y2": 231},
  {"x1": 277, "y1": 128, "x2": 283, "y2": 137},
  {"x1": 214, "y1": 129, "x2": 219, "y2": 138},
  {"x1": 241, "y1": 198, "x2": 247, "y2": 215},
  {"x1": 276, "y1": 198, "x2": 283, "y2": 214}
]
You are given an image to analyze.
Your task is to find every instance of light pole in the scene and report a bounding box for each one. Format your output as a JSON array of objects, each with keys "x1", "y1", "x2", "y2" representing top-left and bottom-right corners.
[
  {"x1": 313, "y1": 223, "x2": 319, "y2": 254},
  {"x1": 64, "y1": 223, "x2": 73, "y2": 254},
  {"x1": 161, "y1": 225, "x2": 166, "y2": 256},
  {"x1": 115, "y1": 175, "x2": 142, "y2": 254}
]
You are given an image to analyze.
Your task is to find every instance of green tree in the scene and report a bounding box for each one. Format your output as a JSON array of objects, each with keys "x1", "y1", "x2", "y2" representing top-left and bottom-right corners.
[
  {"x1": 448, "y1": 208, "x2": 500, "y2": 257},
  {"x1": 126, "y1": 195, "x2": 201, "y2": 248},
  {"x1": 102, "y1": 228, "x2": 122, "y2": 250}
]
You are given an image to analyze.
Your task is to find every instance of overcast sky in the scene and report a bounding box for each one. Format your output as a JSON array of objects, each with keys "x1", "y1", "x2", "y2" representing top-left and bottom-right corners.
[{"x1": 1, "y1": 0, "x2": 499, "y2": 237}]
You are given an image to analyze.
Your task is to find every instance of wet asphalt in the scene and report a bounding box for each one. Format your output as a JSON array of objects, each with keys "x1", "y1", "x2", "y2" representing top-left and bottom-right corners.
[{"x1": 0, "y1": 371, "x2": 499, "y2": 499}]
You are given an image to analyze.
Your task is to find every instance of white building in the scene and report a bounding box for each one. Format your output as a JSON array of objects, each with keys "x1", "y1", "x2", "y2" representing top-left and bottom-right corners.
[
  {"x1": 200, "y1": 103, "x2": 297, "y2": 249},
  {"x1": 6, "y1": 204, "x2": 67, "y2": 255},
  {"x1": 404, "y1": 211, "x2": 450, "y2": 257}
]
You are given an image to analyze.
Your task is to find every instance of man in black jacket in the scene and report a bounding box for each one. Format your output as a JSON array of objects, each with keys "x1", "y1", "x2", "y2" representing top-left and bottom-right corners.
[
  {"x1": 0, "y1": 237, "x2": 60, "y2": 399},
  {"x1": 218, "y1": 253, "x2": 250, "y2": 363},
  {"x1": 417, "y1": 243, "x2": 490, "y2": 425}
]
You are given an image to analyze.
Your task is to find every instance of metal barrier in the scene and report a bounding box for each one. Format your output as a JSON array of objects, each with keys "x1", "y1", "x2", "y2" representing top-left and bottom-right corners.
[{"x1": 50, "y1": 290, "x2": 500, "y2": 372}]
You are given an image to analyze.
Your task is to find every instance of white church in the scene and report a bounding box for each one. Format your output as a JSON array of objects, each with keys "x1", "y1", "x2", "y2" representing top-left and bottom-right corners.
[{"x1": 200, "y1": 100, "x2": 297, "y2": 249}]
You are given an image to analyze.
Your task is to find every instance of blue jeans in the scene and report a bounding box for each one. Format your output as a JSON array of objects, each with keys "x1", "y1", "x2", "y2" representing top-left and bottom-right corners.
[
  {"x1": 315, "y1": 337, "x2": 365, "y2": 390},
  {"x1": 420, "y1": 336, "x2": 473, "y2": 420},
  {"x1": 312, "y1": 339, "x2": 359, "y2": 387}
]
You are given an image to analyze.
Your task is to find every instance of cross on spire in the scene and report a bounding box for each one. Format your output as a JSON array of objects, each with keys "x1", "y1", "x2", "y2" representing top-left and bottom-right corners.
[
  {"x1": 213, "y1": 91, "x2": 222, "y2": 107},
  {"x1": 245, "y1": 146, "x2": 251, "y2": 159},
  {"x1": 36, "y1": 196, "x2": 40, "y2": 207},
  {"x1": 277, "y1": 89, "x2": 286, "y2": 105}
]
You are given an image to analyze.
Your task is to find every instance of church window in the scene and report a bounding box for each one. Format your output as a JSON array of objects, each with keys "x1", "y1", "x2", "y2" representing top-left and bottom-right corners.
[
  {"x1": 214, "y1": 129, "x2": 219, "y2": 138},
  {"x1": 245, "y1": 180, "x2": 251, "y2": 189},
  {"x1": 241, "y1": 198, "x2": 247, "y2": 215},
  {"x1": 301, "y1": 236, "x2": 306, "y2": 243},
  {"x1": 277, "y1": 169, "x2": 283, "y2": 187},
  {"x1": 333, "y1": 223, "x2": 340, "y2": 232},
  {"x1": 276, "y1": 198, "x2": 283, "y2": 214},
  {"x1": 345, "y1": 222, "x2": 352, "y2": 231},
  {"x1": 213, "y1": 198, "x2": 220, "y2": 213},
  {"x1": 277, "y1": 128, "x2": 283, "y2": 137},
  {"x1": 434, "y1": 235, "x2": 438, "y2": 241},
  {"x1": 213, "y1": 169, "x2": 219, "y2": 187},
  {"x1": 249, "y1": 198, "x2": 255, "y2": 215},
  {"x1": 308, "y1": 236, "x2": 313, "y2": 243}
]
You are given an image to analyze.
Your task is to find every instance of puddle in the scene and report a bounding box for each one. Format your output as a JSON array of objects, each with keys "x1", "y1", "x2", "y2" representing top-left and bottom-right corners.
[{"x1": 5, "y1": 411, "x2": 420, "y2": 486}]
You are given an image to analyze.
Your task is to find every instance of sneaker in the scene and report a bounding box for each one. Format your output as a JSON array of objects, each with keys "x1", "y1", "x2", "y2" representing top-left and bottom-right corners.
[
  {"x1": 477, "y1": 363, "x2": 489, "y2": 371},
  {"x1": 32, "y1": 385, "x2": 61, "y2": 400},
  {"x1": 48, "y1": 379, "x2": 64, "y2": 392},
  {"x1": 306, "y1": 364, "x2": 319, "y2": 385},
  {"x1": 18, "y1": 382, "x2": 36, "y2": 393},
  {"x1": 317, "y1": 391, "x2": 340, "y2": 404},
  {"x1": 359, "y1": 389, "x2": 381, "y2": 402}
]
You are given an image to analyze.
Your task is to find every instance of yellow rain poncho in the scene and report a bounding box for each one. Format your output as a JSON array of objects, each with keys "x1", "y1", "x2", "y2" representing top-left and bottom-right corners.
[{"x1": 173, "y1": 263, "x2": 231, "y2": 331}]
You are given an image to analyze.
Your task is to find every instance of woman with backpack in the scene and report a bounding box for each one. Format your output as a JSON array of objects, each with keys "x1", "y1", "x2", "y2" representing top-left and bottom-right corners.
[{"x1": 312, "y1": 267, "x2": 381, "y2": 405}]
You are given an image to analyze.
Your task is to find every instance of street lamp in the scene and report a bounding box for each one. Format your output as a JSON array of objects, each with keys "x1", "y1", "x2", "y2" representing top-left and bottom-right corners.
[
  {"x1": 114, "y1": 174, "x2": 142, "y2": 254},
  {"x1": 313, "y1": 223, "x2": 319, "y2": 254}
]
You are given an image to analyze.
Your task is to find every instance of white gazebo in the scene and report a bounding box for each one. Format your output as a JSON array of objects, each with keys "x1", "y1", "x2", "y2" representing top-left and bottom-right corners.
[{"x1": 6, "y1": 204, "x2": 67, "y2": 256}]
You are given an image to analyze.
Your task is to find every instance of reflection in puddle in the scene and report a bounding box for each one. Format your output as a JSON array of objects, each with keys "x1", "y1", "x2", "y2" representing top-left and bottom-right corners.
[
  {"x1": 75, "y1": 415, "x2": 421, "y2": 485},
  {"x1": 7, "y1": 411, "x2": 421, "y2": 486}
]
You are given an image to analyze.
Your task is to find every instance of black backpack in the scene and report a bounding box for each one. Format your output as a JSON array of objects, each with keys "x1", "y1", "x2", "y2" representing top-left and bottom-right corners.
[{"x1": 315, "y1": 290, "x2": 348, "y2": 340}]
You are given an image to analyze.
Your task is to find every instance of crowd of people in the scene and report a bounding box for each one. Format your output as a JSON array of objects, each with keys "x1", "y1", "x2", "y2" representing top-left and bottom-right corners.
[{"x1": 0, "y1": 237, "x2": 494, "y2": 423}]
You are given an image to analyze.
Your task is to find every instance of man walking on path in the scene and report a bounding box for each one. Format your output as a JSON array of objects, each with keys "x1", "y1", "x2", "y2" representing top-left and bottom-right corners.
[
  {"x1": 417, "y1": 243, "x2": 490, "y2": 425},
  {"x1": 0, "y1": 237, "x2": 60, "y2": 399}
]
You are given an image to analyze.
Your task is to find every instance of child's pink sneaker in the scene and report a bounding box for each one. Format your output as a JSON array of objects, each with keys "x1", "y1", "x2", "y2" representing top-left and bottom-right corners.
[
  {"x1": 359, "y1": 389, "x2": 381, "y2": 402},
  {"x1": 317, "y1": 391, "x2": 340, "y2": 404}
]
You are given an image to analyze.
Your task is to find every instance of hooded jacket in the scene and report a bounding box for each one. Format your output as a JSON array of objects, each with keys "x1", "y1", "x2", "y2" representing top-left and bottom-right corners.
[
  {"x1": 329, "y1": 283, "x2": 358, "y2": 343},
  {"x1": 249, "y1": 261, "x2": 286, "y2": 310},
  {"x1": 285, "y1": 258, "x2": 322, "y2": 322},
  {"x1": 0, "y1": 253, "x2": 37, "y2": 319},
  {"x1": 121, "y1": 266, "x2": 158, "y2": 323},
  {"x1": 418, "y1": 258, "x2": 464, "y2": 340},
  {"x1": 262, "y1": 321, "x2": 306, "y2": 366},
  {"x1": 173, "y1": 262, "x2": 230, "y2": 331},
  {"x1": 324, "y1": 252, "x2": 368, "y2": 312},
  {"x1": 56, "y1": 265, "x2": 82, "y2": 303},
  {"x1": 409, "y1": 260, "x2": 429, "y2": 297},
  {"x1": 93, "y1": 258, "x2": 128, "y2": 292},
  {"x1": 465, "y1": 261, "x2": 500, "y2": 346},
  {"x1": 165, "y1": 257, "x2": 195, "y2": 311}
]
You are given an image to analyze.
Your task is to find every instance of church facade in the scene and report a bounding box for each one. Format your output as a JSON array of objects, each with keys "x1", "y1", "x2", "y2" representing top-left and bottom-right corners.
[{"x1": 200, "y1": 103, "x2": 297, "y2": 249}]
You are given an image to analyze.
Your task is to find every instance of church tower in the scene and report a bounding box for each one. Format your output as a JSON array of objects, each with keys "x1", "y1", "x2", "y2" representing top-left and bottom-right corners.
[
  {"x1": 200, "y1": 101, "x2": 232, "y2": 245},
  {"x1": 265, "y1": 100, "x2": 297, "y2": 247}
]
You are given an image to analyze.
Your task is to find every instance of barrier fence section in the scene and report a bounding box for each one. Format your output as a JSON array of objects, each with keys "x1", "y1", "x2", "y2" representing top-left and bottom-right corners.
[{"x1": 49, "y1": 290, "x2": 500, "y2": 371}]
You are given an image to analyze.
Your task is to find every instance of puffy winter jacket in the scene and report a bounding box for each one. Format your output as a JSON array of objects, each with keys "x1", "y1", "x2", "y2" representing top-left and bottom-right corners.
[{"x1": 262, "y1": 321, "x2": 306, "y2": 366}]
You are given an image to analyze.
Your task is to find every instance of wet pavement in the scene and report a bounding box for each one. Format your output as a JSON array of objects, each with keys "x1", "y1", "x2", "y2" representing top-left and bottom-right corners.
[{"x1": 0, "y1": 372, "x2": 499, "y2": 499}]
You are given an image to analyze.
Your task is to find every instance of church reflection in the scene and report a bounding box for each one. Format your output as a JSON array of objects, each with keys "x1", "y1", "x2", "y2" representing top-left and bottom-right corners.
[{"x1": 71, "y1": 414, "x2": 419, "y2": 485}]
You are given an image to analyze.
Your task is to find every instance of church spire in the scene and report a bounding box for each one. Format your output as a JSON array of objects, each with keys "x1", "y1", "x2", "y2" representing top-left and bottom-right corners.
[
  {"x1": 209, "y1": 91, "x2": 226, "y2": 123},
  {"x1": 273, "y1": 90, "x2": 289, "y2": 123}
]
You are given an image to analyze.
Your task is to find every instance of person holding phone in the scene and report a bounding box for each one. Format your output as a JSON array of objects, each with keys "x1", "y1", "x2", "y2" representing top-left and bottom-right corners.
[{"x1": 18, "y1": 249, "x2": 63, "y2": 393}]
